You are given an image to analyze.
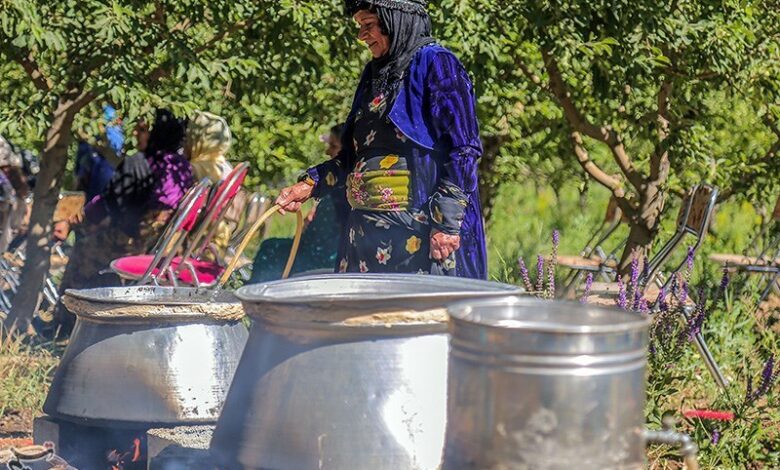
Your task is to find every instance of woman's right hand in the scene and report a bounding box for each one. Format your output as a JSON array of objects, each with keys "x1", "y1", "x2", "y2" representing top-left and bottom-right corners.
[{"x1": 275, "y1": 181, "x2": 314, "y2": 215}]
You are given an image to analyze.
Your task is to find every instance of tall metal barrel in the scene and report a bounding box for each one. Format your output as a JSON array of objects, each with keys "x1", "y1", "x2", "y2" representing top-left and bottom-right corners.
[{"x1": 444, "y1": 297, "x2": 650, "y2": 470}]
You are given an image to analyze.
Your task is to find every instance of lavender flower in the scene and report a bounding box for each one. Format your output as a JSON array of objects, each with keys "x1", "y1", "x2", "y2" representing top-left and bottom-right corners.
[
  {"x1": 755, "y1": 355, "x2": 776, "y2": 399},
  {"x1": 616, "y1": 276, "x2": 628, "y2": 310},
  {"x1": 687, "y1": 287, "x2": 708, "y2": 340},
  {"x1": 656, "y1": 287, "x2": 668, "y2": 313},
  {"x1": 547, "y1": 230, "x2": 560, "y2": 298},
  {"x1": 580, "y1": 273, "x2": 594, "y2": 304},
  {"x1": 746, "y1": 355, "x2": 777, "y2": 403},
  {"x1": 711, "y1": 429, "x2": 720, "y2": 445},
  {"x1": 719, "y1": 269, "x2": 730, "y2": 292},
  {"x1": 518, "y1": 258, "x2": 534, "y2": 292},
  {"x1": 680, "y1": 278, "x2": 689, "y2": 306},
  {"x1": 686, "y1": 246, "x2": 695, "y2": 273},
  {"x1": 630, "y1": 256, "x2": 642, "y2": 311},
  {"x1": 638, "y1": 298, "x2": 650, "y2": 314},
  {"x1": 535, "y1": 255, "x2": 544, "y2": 293}
]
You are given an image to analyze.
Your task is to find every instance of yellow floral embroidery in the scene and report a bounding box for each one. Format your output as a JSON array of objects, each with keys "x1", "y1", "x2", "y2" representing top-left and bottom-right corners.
[
  {"x1": 325, "y1": 171, "x2": 337, "y2": 186},
  {"x1": 405, "y1": 236, "x2": 421, "y2": 254},
  {"x1": 379, "y1": 155, "x2": 399, "y2": 169},
  {"x1": 433, "y1": 206, "x2": 444, "y2": 224}
]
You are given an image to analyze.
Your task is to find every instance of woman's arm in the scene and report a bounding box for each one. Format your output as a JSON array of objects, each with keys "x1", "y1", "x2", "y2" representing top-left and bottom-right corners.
[{"x1": 426, "y1": 52, "x2": 482, "y2": 254}]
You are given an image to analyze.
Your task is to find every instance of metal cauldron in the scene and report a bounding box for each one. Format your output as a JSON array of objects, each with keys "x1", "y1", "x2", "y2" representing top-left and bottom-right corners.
[
  {"x1": 210, "y1": 274, "x2": 521, "y2": 470},
  {"x1": 443, "y1": 297, "x2": 650, "y2": 469},
  {"x1": 44, "y1": 286, "x2": 248, "y2": 427}
]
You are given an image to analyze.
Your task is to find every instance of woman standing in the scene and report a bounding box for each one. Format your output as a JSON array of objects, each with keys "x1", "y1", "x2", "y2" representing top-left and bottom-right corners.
[{"x1": 276, "y1": 0, "x2": 487, "y2": 279}]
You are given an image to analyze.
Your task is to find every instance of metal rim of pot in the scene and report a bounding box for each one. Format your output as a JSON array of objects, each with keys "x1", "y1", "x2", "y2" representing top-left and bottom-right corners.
[
  {"x1": 62, "y1": 286, "x2": 243, "y2": 322},
  {"x1": 236, "y1": 273, "x2": 524, "y2": 329},
  {"x1": 447, "y1": 295, "x2": 650, "y2": 335}
]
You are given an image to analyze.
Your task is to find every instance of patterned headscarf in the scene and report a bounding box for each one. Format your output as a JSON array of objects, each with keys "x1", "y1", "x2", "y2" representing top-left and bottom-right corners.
[
  {"x1": 347, "y1": 1, "x2": 434, "y2": 103},
  {"x1": 185, "y1": 111, "x2": 233, "y2": 182}
]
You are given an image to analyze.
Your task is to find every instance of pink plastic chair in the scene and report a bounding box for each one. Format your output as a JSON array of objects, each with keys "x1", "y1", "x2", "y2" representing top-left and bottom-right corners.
[{"x1": 109, "y1": 179, "x2": 212, "y2": 286}]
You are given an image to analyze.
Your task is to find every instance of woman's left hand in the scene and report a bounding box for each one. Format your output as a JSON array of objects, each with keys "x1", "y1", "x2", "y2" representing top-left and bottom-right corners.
[{"x1": 430, "y1": 229, "x2": 460, "y2": 261}]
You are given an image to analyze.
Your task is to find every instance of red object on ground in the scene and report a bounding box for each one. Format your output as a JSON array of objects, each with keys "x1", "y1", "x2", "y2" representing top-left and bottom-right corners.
[{"x1": 683, "y1": 409, "x2": 735, "y2": 421}]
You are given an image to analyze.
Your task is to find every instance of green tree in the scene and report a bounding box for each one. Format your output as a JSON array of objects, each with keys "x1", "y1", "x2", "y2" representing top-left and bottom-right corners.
[
  {"x1": 490, "y1": 0, "x2": 780, "y2": 271},
  {"x1": 0, "y1": 0, "x2": 352, "y2": 329}
]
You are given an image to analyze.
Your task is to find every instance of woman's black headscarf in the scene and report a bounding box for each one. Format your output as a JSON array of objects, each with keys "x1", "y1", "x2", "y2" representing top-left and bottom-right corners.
[
  {"x1": 145, "y1": 109, "x2": 185, "y2": 157},
  {"x1": 347, "y1": 1, "x2": 434, "y2": 103}
]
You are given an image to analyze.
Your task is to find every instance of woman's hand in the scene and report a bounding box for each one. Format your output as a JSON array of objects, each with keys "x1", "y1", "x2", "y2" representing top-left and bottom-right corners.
[
  {"x1": 430, "y1": 229, "x2": 460, "y2": 261},
  {"x1": 275, "y1": 181, "x2": 314, "y2": 215}
]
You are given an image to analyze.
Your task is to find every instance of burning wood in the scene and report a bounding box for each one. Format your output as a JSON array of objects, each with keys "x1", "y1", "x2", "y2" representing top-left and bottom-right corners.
[{"x1": 107, "y1": 437, "x2": 144, "y2": 470}]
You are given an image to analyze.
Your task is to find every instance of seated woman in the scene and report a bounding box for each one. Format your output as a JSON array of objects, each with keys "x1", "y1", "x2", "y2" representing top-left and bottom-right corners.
[
  {"x1": 249, "y1": 124, "x2": 348, "y2": 282},
  {"x1": 49, "y1": 109, "x2": 194, "y2": 336},
  {"x1": 185, "y1": 111, "x2": 233, "y2": 183}
]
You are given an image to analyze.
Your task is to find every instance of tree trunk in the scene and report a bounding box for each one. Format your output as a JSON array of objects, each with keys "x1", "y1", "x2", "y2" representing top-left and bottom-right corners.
[
  {"x1": 5, "y1": 98, "x2": 80, "y2": 332},
  {"x1": 478, "y1": 134, "x2": 505, "y2": 223},
  {"x1": 617, "y1": 182, "x2": 665, "y2": 276}
]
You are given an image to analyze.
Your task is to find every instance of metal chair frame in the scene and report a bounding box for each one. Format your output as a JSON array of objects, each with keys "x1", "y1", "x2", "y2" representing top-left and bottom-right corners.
[
  {"x1": 172, "y1": 163, "x2": 250, "y2": 287},
  {"x1": 642, "y1": 184, "x2": 719, "y2": 293},
  {"x1": 111, "y1": 179, "x2": 211, "y2": 286}
]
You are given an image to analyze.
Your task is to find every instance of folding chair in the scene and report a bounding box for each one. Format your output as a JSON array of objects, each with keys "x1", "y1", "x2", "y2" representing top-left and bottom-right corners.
[
  {"x1": 109, "y1": 179, "x2": 212, "y2": 285},
  {"x1": 558, "y1": 196, "x2": 627, "y2": 297},
  {"x1": 169, "y1": 163, "x2": 251, "y2": 287},
  {"x1": 709, "y1": 195, "x2": 780, "y2": 301},
  {"x1": 586, "y1": 184, "x2": 719, "y2": 300}
]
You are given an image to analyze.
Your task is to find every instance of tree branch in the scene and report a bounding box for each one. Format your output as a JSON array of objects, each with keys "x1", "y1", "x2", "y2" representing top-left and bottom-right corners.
[
  {"x1": 9, "y1": 46, "x2": 52, "y2": 92},
  {"x1": 650, "y1": 80, "x2": 673, "y2": 182},
  {"x1": 569, "y1": 131, "x2": 627, "y2": 199},
  {"x1": 541, "y1": 47, "x2": 645, "y2": 191}
]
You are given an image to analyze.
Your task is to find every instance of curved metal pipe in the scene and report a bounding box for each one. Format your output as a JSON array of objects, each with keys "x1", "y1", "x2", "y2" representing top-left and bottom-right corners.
[{"x1": 645, "y1": 426, "x2": 699, "y2": 470}]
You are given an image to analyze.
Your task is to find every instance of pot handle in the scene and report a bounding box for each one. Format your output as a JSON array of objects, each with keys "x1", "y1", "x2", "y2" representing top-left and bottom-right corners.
[
  {"x1": 644, "y1": 416, "x2": 699, "y2": 470},
  {"x1": 217, "y1": 204, "x2": 304, "y2": 288}
]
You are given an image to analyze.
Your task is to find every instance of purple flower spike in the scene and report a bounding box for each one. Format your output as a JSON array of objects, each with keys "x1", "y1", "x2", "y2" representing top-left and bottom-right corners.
[
  {"x1": 657, "y1": 287, "x2": 668, "y2": 313},
  {"x1": 617, "y1": 276, "x2": 628, "y2": 310},
  {"x1": 547, "y1": 230, "x2": 560, "y2": 298},
  {"x1": 518, "y1": 258, "x2": 533, "y2": 292},
  {"x1": 680, "y1": 278, "x2": 689, "y2": 306},
  {"x1": 720, "y1": 270, "x2": 730, "y2": 289},
  {"x1": 686, "y1": 246, "x2": 695, "y2": 273},
  {"x1": 638, "y1": 298, "x2": 650, "y2": 314},
  {"x1": 746, "y1": 355, "x2": 776, "y2": 403},
  {"x1": 552, "y1": 229, "x2": 560, "y2": 249},
  {"x1": 580, "y1": 273, "x2": 594, "y2": 304},
  {"x1": 535, "y1": 255, "x2": 545, "y2": 293},
  {"x1": 756, "y1": 355, "x2": 776, "y2": 399},
  {"x1": 711, "y1": 429, "x2": 720, "y2": 445},
  {"x1": 630, "y1": 257, "x2": 640, "y2": 290}
]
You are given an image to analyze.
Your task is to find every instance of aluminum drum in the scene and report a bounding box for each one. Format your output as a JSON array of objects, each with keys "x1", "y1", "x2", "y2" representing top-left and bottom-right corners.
[
  {"x1": 210, "y1": 273, "x2": 521, "y2": 470},
  {"x1": 444, "y1": 297, "x2": 650, "y2": 470}
]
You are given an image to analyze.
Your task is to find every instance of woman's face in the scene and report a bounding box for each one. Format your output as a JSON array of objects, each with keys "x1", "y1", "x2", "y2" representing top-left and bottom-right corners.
[
  {"x1": 134, "y1": 121, "x2": 150, "y2": 152},
  {"x1": 354, "y1": 10, "x2": 390, "y2": 58},
  {"x1": 326, "y1": 133, "x2": 342, "y2": 158}
]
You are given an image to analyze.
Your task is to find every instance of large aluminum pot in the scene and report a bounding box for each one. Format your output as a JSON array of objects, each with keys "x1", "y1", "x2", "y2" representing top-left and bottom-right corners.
[
  {"x1": 444, "y1": 297, "x2": 650, "y2": 470},
  {"x1": 44, "y1": 286, "x2": 248, "y2": 427},
  {"x1": 210, "y1": 273, "x2": 521, "y2": 470}
]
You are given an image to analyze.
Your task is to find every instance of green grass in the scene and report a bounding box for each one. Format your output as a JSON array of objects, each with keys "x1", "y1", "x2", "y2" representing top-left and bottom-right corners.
[{"x1": 0, "y1": 332, "x2": 59, "y2": 419}]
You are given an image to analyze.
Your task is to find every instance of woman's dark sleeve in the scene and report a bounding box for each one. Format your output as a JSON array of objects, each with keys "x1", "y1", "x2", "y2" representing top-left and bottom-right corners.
[{"x1": 426, "y1": 52, "x2": 482, "y2": 235}]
